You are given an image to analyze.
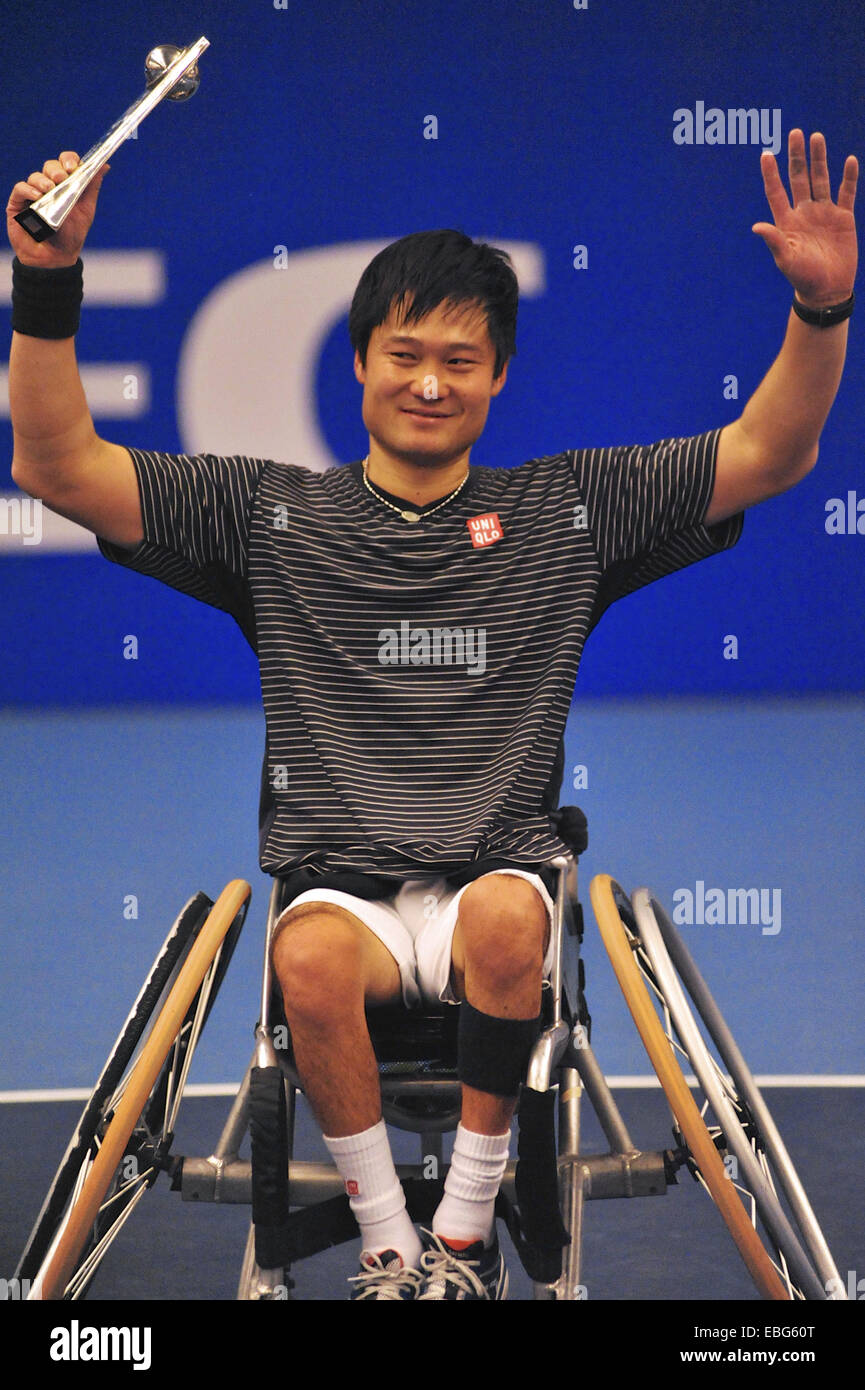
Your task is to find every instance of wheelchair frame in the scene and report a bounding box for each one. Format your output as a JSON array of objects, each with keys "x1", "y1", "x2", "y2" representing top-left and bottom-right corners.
[
  {"x1": 16, "y1": 849, "x2": 847, "y2": 1302},
  {"x1": 182, "y1": 854, "x2": 673, "y2": 1301}
]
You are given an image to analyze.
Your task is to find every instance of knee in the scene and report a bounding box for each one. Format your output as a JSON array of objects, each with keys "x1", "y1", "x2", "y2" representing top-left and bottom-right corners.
[
  {"x1": 271, "y1": 908, "x2": 364, "y2": 1023},
  {"x1": 457, "y1": 876, "x2": 548, "y2": 987}
]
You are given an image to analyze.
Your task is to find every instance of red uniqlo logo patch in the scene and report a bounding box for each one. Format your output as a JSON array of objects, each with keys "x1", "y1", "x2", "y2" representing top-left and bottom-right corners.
[
  {"x1": 467, "y1": 512, "x2": 503, "y2": 548},
  {"x1": 345, "y1": 1180, "x2": 359, "y2": 1196}
]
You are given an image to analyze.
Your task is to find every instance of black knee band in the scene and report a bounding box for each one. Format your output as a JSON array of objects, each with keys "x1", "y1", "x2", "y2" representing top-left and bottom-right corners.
[{"x1": 457, "y1": 1001, "x2": 542, "y2": 1098}]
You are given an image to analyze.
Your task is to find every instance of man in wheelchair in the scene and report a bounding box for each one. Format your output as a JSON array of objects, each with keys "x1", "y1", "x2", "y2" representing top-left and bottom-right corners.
[{"x1": 8, "y1": 131, "x2": 856, "y2": 1297}]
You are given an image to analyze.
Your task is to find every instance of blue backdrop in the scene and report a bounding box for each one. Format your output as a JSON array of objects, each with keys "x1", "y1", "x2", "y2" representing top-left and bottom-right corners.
[
  {"x1": 0, "y1": 1, "x2": 863, "y2": 1095},
  {"x1": 1, "y1": 0, "x2": 862, "y2": 704}
]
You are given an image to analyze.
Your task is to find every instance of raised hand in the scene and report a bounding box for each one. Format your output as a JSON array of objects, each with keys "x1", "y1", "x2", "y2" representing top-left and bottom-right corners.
[
  {"x1": 6, "y1": 152, "x2": 110, "y2": 268},
  {"x1": 752, "y1": 128, "x2": 857, "y2": 309}
]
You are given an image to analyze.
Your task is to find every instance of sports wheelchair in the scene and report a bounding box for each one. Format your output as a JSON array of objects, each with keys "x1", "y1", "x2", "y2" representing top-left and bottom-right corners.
[{"x1": 15, "y1": 807, "x2": 846, "y2": 1301}]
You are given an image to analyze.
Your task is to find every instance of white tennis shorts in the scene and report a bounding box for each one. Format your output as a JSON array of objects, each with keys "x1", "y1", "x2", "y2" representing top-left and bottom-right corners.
[{"x1": 283, "y1": 869, "x2": 556, "y2": 1010}]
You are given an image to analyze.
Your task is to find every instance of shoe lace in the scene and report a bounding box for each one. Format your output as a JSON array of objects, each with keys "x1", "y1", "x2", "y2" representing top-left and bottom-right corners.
[
  {"x1": 417, "y1": 1236, "x2": 489, "y2": 1300},
  {"x1": 349, "y1": 1253, "x2": 424, "y2": 1300}
]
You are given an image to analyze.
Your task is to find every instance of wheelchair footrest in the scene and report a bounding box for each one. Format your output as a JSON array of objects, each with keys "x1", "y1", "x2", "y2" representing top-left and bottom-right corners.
[
  {"x1": 507, "y1": 1085, "x2": 571, "y2": 1284},
  {"x1": 249, "y1": 1065, "x2": 291, "y2": 1268},
  {"x1": 241, "y1": 1089, "x2": 570, "y2": 1279},
  {"x1": 245, "y1": 1179, "x2": 447, "y2": 1267}
]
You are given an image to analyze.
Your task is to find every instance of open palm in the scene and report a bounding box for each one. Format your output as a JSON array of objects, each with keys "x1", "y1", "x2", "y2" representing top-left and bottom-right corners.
[{"x1": 752, "y1": 129, "x2": 857, "y2": 308}]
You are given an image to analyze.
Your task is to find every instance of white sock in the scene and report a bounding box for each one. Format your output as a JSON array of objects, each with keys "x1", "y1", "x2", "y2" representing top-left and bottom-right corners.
[
  {"x1": 432, "y1": 1124, "x2": 511, "y2": 1247},
  {"x1": 324, "y1": 1119, "x2": 422, "y2": 1268}
]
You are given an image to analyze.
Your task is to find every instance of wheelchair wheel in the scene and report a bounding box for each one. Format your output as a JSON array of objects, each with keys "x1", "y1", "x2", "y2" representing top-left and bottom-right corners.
[
  {"x1": 18, "y1": 879, "x2": 251, "y2": 1301},
  {"x1": 16, "y1": 891, "x2": 215, "y2": 1287},
  {"x1": 630, "y1": 887, "x2": 844, "y2": 1301},
  {"x1": 590, "y1": 874, "x2": 789, "y2": 1300}
]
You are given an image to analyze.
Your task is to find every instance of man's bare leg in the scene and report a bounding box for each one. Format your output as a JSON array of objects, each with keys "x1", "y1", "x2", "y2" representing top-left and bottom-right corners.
[
  {"x1": 270, "y1": 902, "x2": 423, "y2": 1285},
  {"x1": 451, "y1": 873, "x2": 548, "y2": 1126},
  {"x1": 270, "y1": 901, "x2": 402, "y2": 1135},
  {"x1": 429, "y1": 873, "x2": 548, "y2": 1264}
]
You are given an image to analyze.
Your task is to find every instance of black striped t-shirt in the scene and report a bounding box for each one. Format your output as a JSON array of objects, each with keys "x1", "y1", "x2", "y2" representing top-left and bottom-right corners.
[{"x1": 96, "y1": 430, "x2": 743, "y2": 879}]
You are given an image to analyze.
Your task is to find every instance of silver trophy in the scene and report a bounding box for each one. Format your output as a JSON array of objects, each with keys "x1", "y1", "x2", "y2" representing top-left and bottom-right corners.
[{"x1": 15, "y1": 36, "x2": 209, "y2": 242}]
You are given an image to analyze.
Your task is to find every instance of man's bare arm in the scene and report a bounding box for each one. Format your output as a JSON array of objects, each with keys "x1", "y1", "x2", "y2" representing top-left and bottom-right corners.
[
  {"x1": 708, "y1": 306, "x2": 849, "y2": 524},
  {"x1": 7, "y1": 152, "x2": 143, "y2": 548},
  {"x1": 705, "y1": 129, "x2": 857, "y2": 525}
]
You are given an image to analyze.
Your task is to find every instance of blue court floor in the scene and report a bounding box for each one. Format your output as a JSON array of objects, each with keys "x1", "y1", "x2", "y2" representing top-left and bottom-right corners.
[
  {"x1": 1, "y1": 696, "x2": 863, "y2": 1321},
  {"x1": 3, "y1": 1086, "x2": 863, "y2": 1303}
]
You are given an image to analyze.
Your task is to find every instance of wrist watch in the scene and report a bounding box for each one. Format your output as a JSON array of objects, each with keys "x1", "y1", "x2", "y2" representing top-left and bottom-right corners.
[{"x1": 792, "y1": 292, "x2": 855, "y2": 328}]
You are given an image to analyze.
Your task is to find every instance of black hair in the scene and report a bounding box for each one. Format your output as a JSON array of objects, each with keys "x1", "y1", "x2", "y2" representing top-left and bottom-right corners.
[{"x1": 348, "y1": 229, "x2": 518, "y2": 379}]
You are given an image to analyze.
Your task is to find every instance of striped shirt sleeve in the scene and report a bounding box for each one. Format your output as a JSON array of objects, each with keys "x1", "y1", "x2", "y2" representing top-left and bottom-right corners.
[
  {"x1": 96, "y1": 447, "x2": 267, "y2": 641},
  {"x1": 568, "y1": 427, "x2": 744, "y2": 609}
]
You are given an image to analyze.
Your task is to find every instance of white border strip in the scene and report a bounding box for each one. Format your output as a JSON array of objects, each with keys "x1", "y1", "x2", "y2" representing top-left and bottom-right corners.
[
  {"x1": 0, "y1": 250, "x2": 166, "y2": 304},
  {"x1": 0, "y1": 495, "x2": 99, "y2": 552},
  {"x1": 0, "y1": 364, "x2": 151, "y2": 422},
  {"x1": 0, "y1": 1083, "x2": 242, "y2": 1102},
  {"x1": 2, "y1": 1075, "x2": 865, "y2": 1103}
]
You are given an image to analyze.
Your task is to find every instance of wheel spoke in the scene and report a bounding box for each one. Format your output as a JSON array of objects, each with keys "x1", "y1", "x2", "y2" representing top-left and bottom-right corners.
[
  {"x1": 615, "y1": 882, "x2": 837, "y2": 1300},
  {"x1": 66, "y1": 1177, "x2": 152, "y2": 1299},
  {"x1": 164, "y1": 949, "x2": 223, "y2": 1135},
  {"x1": 17, "y1": 883, "x2": 249, "y2": 1302}
]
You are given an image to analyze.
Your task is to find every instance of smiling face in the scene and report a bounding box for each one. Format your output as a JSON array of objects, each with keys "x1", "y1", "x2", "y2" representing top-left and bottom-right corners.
[{"x1": 353, "y1": 296, "x2": 509, "y2": 474}]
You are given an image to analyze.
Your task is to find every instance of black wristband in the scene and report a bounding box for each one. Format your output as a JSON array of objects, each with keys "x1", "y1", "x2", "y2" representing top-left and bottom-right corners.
[
  {"x1": 791, "y1": 291, "x2": 855, "y2": 328},
  {"x1": 11, "y1": 256, "x2": 83, "y2": 339}
]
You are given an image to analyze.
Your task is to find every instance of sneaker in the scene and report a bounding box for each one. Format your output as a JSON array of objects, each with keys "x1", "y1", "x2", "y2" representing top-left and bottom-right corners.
[
  {"x1": 418, "y1": 1230, "x2": 509, "y2": 1300},
  {"x1": 348, "y1": 1249, "x2": 425, "y2": 1300}
]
